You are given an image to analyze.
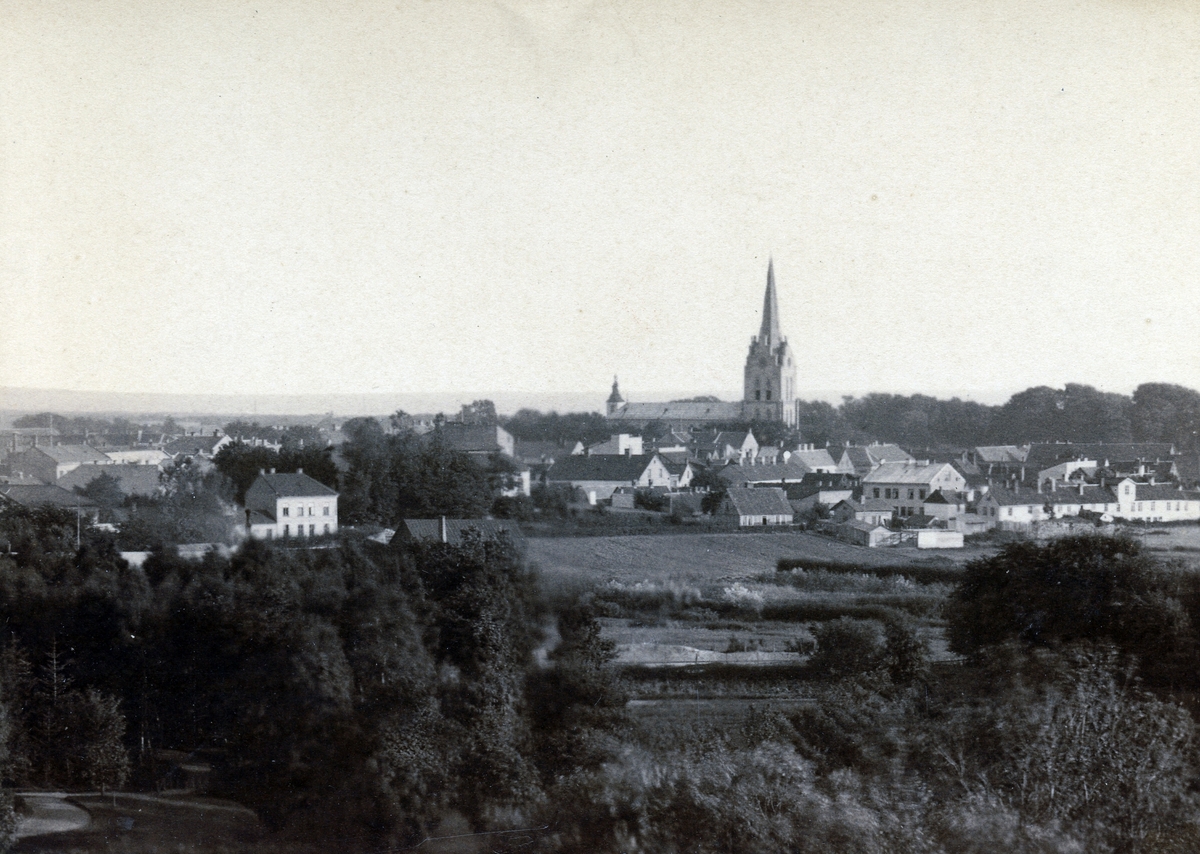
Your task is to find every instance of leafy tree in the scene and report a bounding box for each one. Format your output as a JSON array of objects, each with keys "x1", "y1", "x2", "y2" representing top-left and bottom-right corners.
[
  {"x1": 946, "y1": 534, "x2": 1198, "y2": 693},
  {"x1": 74, "y1": 471, "x2": 126, "y2": 508},
  {"x1": 501, "y1": 409, "x2": 610, "y2": 446},
  {"x1": 1131, "y1": 382, "x2": 1200, "y2": 449},
  {"x1": 807, "y1": 618, "x2": 884, "y2": 680},
  {"x1": 459, "y1": 399, "x2": 498, "y2": 426},
  {"x1": 526, "y1": 603, "x2": 627, "y2": 785}
]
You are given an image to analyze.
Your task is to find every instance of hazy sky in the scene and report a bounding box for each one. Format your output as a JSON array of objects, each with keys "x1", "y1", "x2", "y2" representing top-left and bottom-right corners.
[{"x1": 3, "y1": 0, "x2": 1199, "y2": 407}]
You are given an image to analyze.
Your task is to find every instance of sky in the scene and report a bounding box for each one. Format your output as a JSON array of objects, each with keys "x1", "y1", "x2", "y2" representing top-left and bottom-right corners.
[{"x1": 3, "y1": 0, "x2": 1199, "y2": 410}]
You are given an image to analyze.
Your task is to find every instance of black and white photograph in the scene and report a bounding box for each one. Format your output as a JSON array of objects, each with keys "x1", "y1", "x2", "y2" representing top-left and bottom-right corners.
[{"x1": 3, "y1": 1, "x2": 1200, "y2": 851}]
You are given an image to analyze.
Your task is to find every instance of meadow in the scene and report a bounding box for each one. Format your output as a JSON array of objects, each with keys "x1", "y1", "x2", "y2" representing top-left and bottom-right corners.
[{"x1": 529, "y1": 530, "x2": 977, "y2": 673}]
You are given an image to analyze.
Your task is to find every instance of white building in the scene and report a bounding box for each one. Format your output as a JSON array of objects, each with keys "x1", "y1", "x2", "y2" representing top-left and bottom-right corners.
[
  {"x1": 245, "y1": 469, "x2": 339, "y2": 540},
  {"x1": 862, "y1": 462, "x2": 968, "y2": 517}
]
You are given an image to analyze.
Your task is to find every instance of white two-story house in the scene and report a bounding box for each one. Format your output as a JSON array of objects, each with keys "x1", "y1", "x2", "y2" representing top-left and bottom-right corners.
[{"x1": 245, "y1": 469, "x2": 339, "y2": 539}]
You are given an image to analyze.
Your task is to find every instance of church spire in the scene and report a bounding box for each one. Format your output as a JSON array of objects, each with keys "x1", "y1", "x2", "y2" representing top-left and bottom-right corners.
[{"x1": 759, "y1": 258, "x2": 782, "y2": 347}]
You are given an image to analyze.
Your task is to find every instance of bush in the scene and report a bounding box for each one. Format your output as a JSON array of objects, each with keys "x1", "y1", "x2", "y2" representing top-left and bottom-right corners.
[{"x1": 807, "y1": 618, "x2": 884, "y2": 680}]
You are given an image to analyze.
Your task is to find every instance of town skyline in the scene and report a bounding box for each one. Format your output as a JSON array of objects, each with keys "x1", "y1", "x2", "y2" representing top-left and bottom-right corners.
[{"x1": 4, "y1": 1, "x2": 1200, "y2": 403}]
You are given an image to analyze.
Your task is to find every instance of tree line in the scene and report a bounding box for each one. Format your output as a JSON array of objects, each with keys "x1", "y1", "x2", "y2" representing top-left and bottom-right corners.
[{"x1": 797, "y1": 382, "x2": 1200, "y2": 450}]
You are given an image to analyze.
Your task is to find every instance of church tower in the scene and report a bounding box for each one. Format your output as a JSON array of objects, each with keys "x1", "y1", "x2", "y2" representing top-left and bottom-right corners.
[
  {"x1": 742, "y1": 260, "x2": 797, "y2": 426},
  {"x1": 606, "y1": 375, "x2": 625, "y2": 417}
]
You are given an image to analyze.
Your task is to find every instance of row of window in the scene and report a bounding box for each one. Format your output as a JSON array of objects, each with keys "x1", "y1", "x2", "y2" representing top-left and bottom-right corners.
[
  {"x1": 873, "y1": 487, "x2": 928, "y2": 501},
  {"x1": 279, "y1": 523, "x2": 332, "y2": 537},
  {"x1": 282, "y1": 504, "x2": 332, "y2": 517}
]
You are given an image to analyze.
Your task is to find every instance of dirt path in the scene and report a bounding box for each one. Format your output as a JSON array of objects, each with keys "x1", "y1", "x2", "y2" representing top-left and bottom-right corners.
[{"x1": 13, "y1": 793, "x2": 90, "y2": 839}]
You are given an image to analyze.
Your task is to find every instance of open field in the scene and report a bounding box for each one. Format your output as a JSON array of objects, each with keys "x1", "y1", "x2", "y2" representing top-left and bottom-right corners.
[
  {"x1": 530, "y1": 531, "x2": 975, "y2": 680},
  {"x1": 528, "y1": 530, "x2": 988, "y2": 590},
  {"x1": 1137, "y1": 524, "x2": 1200, "y2": 567}
]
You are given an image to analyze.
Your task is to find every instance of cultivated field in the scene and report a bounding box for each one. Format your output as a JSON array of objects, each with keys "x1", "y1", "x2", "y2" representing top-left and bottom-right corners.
[
  {"x1": 528, "y1": 530, "x2": 987, "y2": 589},
  {"x1": 530, "y1": 530, "x2": 977, "y2": 672}
]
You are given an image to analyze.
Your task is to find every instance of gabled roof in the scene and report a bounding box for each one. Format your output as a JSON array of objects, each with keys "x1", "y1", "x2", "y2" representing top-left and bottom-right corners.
[
  {"x1": 249, "y1": 471, "x2": 338, "y2": 498},
  {"x1": 863, "y1": 462, "x2": 961, "y2": 485},
  {"x1": 164, "y1": 434, "x2": 228, "y2": 455},
  {"x1": 545, "y1": 454, "x2": 657, "y2": 483},
  {"x1": 866, "y1": 444, "x2": 915, "y2": 465},
  {"x1": 974, "y1": 445, "x2": 1028, "y2": 464},
  {"x1": 397, "y1": 518, "x2": 523, "y2": 547},
  {"x1": 718, "y1": 461, "x2": 811, "y2": 486},
  {"x1": 57, "y1": 464, "x2": 162, "y2": 497},
  {"x1": 33, "y1": 444, "x2": 112, "y2": 465},
  {"x1": 0, "y1": 484, "x2": 99, "y2": 510},
  {"x1": 433, "y1": 424, "x2": 508, "y2": 453},
  {"x1": 985, "y1": 485, "x2": 1116, "y2": 507},
  {"x1": 723, "y1": 487, "x2": 793, "y2": 517},
  {"x1": 790, "y1": 448, "x2": 838, "y2": 471},
  {"x1": 922, "y1": 489, "x2": 963, "y2": 505},
  {"x1": 1134, "y1": 484, "x2": 1191, "y2": 502}
]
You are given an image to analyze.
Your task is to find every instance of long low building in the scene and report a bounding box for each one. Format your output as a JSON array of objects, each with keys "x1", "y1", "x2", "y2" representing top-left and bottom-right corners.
[
  {"x1": 978, "y1": 479, "x2": 1200, "y2": 527},
  {"x1": 544, "y1": 454, "x2": 673, "y2": 504}
]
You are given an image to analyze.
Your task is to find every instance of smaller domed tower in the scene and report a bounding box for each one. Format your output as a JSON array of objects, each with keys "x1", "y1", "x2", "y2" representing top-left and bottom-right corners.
[{"x1": 607, "y1": 376, "x2": 625, "y2": 417}]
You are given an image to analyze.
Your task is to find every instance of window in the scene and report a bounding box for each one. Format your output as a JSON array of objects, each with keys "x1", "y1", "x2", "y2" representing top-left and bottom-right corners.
[
  {"x1": 765, "y1": 390, "x2": 772, "y2": 401},
  {"x1": 919, "y1": 489, "x2": 926, "y2": 499},
  {"x1": 283, "y1": 524, "x2": 290, "y2": 537},
  {"x1": 324, "y1": 524, "x2": 330, "y2": 534},
  {"x1": 309, "y1": 505, "x2": 315, "y2": 516},
  {"x1": 907, "y1": 490, "x2": 915, "y2": 500},
  {"x1": 755, "y1": 390, "x2": 761, "y2": 401},
  {"x1": 309, "y1": 524, "x2": 315, "y2": 536},
  {"x1": 323, "y1": 505, "x2": 330, "y2": 516},
  {"x1": 282, "y1": 506, "x2": 290, "y2": 517},
  {"x1": 873, "y1": 488, "x2": 880, "y2": 498},
  {"x1": 1007, "y1": 508, "x2": 1013, "y2": 517}
]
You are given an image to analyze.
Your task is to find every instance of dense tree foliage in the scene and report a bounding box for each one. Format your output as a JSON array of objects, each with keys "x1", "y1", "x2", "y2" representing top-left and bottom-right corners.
[
  {"x1": 500, "y1": 409, "x2": 611, "y2": 446},
  {"x1": 792, "y1": 381, "x2": 1200, "y2": 449},
  {"x1": 0, "y1": 507, "x2": 584, "y2": 848},
  {"x1": 337, "y1": 422, "x2": 497, "y2": 524},
  {"x1": 945, "y1": 535, "x2": 1200, "y2": 693}
]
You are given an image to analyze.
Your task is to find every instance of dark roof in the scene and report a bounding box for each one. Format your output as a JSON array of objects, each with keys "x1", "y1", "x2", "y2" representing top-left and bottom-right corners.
[
  {"x1": 987, "y1": 486, "x2": 1116, "y2": 507},
  {"x1": 718, "y1": 462, "x2": 811, "y2": 486},
  {"x1": 250, "y1": 471, "x2": 338, "y2": 498},
  {"x1": 610, "y1": 401, "x2": 744, "y2": 422},
  {"x1": 723, "y1": 487, "x2": 794, "y2": 517},
  {"x1": 57, "y1": 464, "x2": 162, "y2": 497},
  {"x1": 1024, "y1": 443, "x2": 1177, "y2": 470},
  {"x1": 1135, "y1": 484, "x2": 1191, "y2": 502},
  {"x1": 546, "y1": 455, "x2": 655, "y2": 482},
  {"x1": 397, "y1": 518, "x2": 523, "y2": 546},
  {"x1": 164, "y1": 434, "x2": 227, "y2": 455},
  {"x1": 0, "y1": 485, "x2": 99, "y2": 510},
  {"x1": 431, "y1": 424, "x2": 505, "y2": 453},
  {"x1": 32, "y1": 444, "x2": 112, "y2": 465},
  {"x1": 781, "y1": 475, "x2": 857, "y2": 501}
]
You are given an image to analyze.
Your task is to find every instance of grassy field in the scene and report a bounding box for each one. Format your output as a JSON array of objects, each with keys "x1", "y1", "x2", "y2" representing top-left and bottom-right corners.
[
  {"x1": 528, "y1": 530, "x2": 986, "y2": 590},
  {"x1": 530, "y1": 530, "x2": 976, "y2": 677}
]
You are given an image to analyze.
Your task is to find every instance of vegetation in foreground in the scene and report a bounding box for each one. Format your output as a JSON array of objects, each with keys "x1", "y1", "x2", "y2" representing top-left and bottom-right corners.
[{"x1": 3, "y1": 512, "x2": 1200, "y2": 852}]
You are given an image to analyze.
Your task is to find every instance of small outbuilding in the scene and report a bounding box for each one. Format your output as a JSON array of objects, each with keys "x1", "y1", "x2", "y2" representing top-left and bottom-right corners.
[{"x1": 719, "y1": 487, "x2": 794, "y2": 527}]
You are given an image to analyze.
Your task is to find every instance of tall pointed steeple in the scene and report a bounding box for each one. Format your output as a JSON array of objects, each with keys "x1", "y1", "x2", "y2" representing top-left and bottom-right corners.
[{"x1": 759, "y1": 258, "x2": 782, "y2": 348}]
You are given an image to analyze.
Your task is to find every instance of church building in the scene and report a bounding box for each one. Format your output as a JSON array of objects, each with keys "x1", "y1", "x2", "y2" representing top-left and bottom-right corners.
[{"x1": 607, "y1": 260, "x2": 798, "y2": 428}]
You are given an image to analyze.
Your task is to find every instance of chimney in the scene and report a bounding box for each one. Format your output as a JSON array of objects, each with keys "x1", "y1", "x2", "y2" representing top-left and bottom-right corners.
[
  {"x1": 259, "y1": 468, "x2": 265, "y2": 475},
  {"x1": 1051, "y1": 478, "x2": 1056, "y2": 492},
  {"x1": 1037, "y1": 480, "x2": 1042, "y2": 494},
  {"x1": 269, "y1": 467, "x2": 276, "y2": 474},
  {"x1": 297, "y1": 467, "x2": 303, "y2": 474},
  {"x1": 1078, "y1": 481, "x2": 1085, "y2": 496},
  {"x1": 439, "y1": 516, "x2": 448, "y2": 544}
]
